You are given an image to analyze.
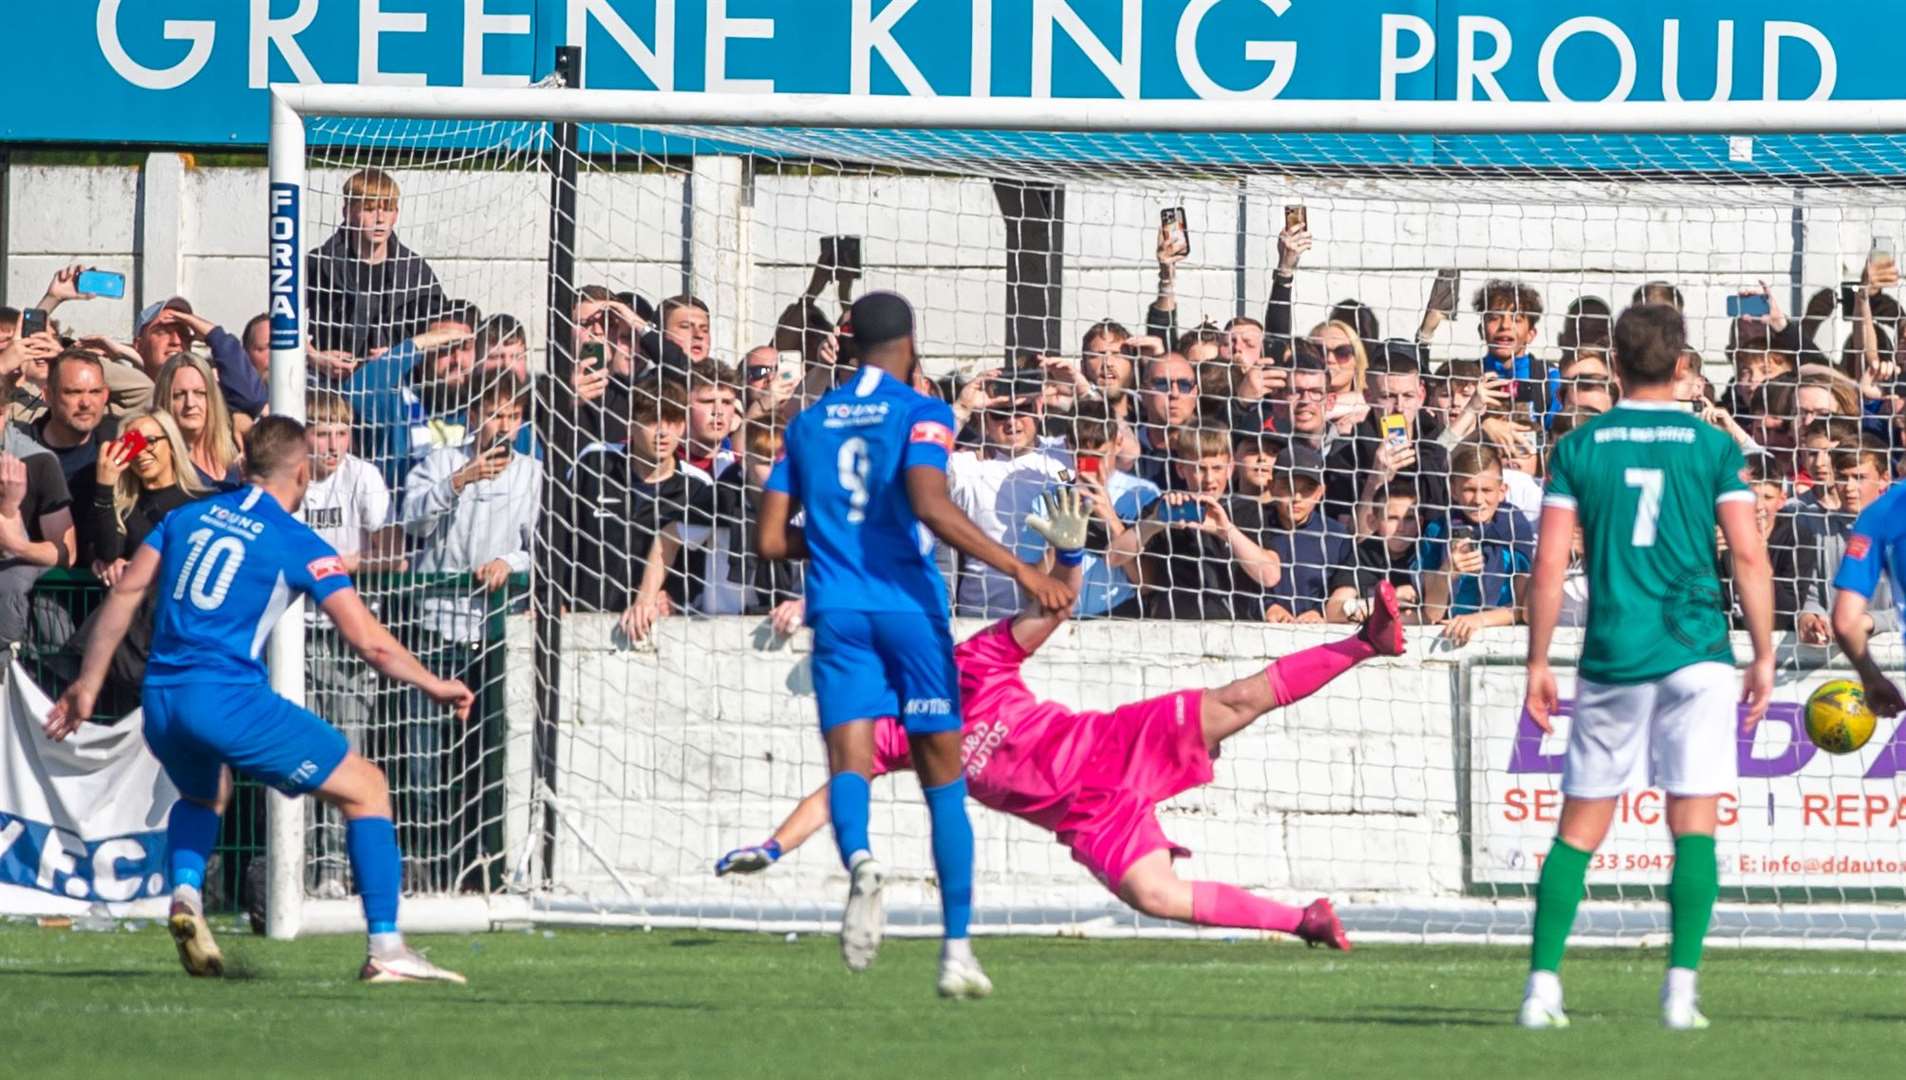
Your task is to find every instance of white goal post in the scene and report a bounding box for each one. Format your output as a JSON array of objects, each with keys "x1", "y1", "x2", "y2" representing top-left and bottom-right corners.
[{"x1": 265, "y1": 80, "x2": 1906, "y2": 947}]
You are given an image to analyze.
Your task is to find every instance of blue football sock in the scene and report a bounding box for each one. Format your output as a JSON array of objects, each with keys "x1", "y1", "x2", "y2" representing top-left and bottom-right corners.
[
  {"x1": 828, "y1": 772, "x2": 872, "y2": 870},
  {"x1": 346, "y1": 817, "x2": 402, "y2": 936},
  {"x1": 166, "y1": 800, "x2": 221, "y2": 893},
  {"x1": 922, "y1": 777, "x2": 974, "y2": 941}
]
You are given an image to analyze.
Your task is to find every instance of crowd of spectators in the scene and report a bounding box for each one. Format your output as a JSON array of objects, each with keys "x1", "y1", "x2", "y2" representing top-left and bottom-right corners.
[{"x1": 11, "y1": 170, "x2": 1906, "y2": 663}]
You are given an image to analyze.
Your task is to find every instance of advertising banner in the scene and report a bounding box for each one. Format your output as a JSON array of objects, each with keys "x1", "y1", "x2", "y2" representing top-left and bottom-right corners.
[{"x1": 1470, "y1": 664, "x2": 1906, "y2": 892}]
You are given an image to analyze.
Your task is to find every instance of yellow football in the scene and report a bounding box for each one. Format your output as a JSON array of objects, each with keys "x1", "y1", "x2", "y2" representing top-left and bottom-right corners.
[{"x1": 1805, "y1": 679, "x2": 1879, "y2": 755}]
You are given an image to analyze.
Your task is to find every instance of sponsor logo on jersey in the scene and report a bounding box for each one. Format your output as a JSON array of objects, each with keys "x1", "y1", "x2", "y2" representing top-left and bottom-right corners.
[
  {"x1": 960, "y1": 719, "x2": 1009, "y2": 777},
  {"x1": 823, "y1": 402, "x2": 891, "y2": 428},
  {"x1": 307, "y1": 555, "x2": 347, "y2": 581},
  {"x1": 910, "y1": 421, "x2": 955, "y2": 450},
  {"x1": 906, "y1": 697, "x2": 953, "y2": 716},
  {"x1": 205, "y1": 503, "x2": 266, "y2": 538},
  {"x1": 1848, "y1": 534, "x2": 1873, "y2": 561},
  {"x1": 1593, "y1": 426, "x2": 1695, "y2": 445}
]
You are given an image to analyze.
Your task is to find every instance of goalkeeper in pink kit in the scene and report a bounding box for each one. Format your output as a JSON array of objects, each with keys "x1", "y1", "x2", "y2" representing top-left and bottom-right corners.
[{"x1": 719, "y1": 488, "x2": 1404, "y2": 945}]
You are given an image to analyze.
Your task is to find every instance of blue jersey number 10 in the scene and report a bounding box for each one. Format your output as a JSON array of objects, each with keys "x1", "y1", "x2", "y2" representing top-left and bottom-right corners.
[{"x1": 173, "y1": 527, "x2": 248, "y2": 611}]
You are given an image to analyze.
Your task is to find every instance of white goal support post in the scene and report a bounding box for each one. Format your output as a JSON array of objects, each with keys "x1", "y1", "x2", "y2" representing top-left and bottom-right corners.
[{"x1": 265, "y1": 75, "x2": 1906, "y2": 948}]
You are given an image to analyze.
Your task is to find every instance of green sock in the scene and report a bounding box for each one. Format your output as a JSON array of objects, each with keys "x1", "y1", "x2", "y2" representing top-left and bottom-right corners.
[
  {"x1": 1530, "y1": 839, "x2": 1591, "y2": 973},
  {"x1": 1668, "y1": 834, "x2": 1719, "y2": 971}
]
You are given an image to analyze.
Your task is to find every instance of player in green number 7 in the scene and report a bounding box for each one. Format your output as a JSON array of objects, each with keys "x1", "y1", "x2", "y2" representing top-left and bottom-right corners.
[{"x1": 1519, "y1": 304, "x2": 1775, "y2": 1032}]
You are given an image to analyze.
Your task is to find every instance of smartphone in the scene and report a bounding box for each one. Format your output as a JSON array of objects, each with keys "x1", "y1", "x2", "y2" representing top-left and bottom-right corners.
[
  {"x1": 579, "y1": 342, "x2": 606, "y2": 366},
  {"x1": 1427, "y1": 268, "x2": 1461, "y2": 316},
  {"x1": 1843, "y1": 281, "x2": 1862, "y2": 316},
  {"x1": 1726, "y1": 294, "x2": 1771, "y2": 318},
  {"x1": 837, "y1": 236, "x2": 862, "y2": 273},
  {"x1": 1284, "y1": 205, "x2": 1307, "y2": 232},
  {"x1": 75, "y1": 269, "x2": 126, "y2": 299},
  {"x1": 1381, "y1": 413, "x2": 1409, "y2": 449},
  {"x1": 1076, "y1": 454, "x2": 1103, "y2": 479},
  {"x1": 1161, "y1": 207, "x2": 1191, "y2": 259},
  {"x1": 19, "y1": 309, "x2": 47, "y2": 338},
  {"x1": 118, "y1": 428, "x2": 150, "y2": 461},
  {"x1": 1450, "y1": 524, "x2": 1478, "y2": 547},
  {"x1": 776, "y1": 349, "x2": 803, "y2": 385},
  {"x1": 1161, "y1": 499, "x2": 1205, "y2": 525},
  {"x1": 1509, "y1": 381, "x2": 1538, "y2": 406}
]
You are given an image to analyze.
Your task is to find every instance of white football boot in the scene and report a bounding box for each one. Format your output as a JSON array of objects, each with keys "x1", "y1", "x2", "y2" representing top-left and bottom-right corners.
[{"x1": 840, "y1": 853, "x2": 886, "y2": 973}]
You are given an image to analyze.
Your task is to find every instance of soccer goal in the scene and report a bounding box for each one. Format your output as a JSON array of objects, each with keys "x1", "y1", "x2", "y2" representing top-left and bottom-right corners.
[{"x1": 265, "y1": 67, "x2": 1906, "y2": 948}]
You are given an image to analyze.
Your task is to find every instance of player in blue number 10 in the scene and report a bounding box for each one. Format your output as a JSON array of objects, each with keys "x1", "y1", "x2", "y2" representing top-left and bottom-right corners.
[
  {"x1": 45, "y1": 416, "x2": 475, "y2": 985},
  {"x1": 758, "y1": 291, "x2": 1076, "y2": 998}
]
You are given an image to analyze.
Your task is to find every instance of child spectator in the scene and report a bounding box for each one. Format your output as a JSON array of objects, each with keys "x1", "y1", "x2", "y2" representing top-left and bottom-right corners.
[
  {"x1": 399, "y1": 374, "x2": 540, "y2": 889},
  {"x1": 554, "y1": 381, "x2": 716, "y2": 616},
  {"x1": 682, "y1": 360, "x2": 741, "y2": 477},
  {"x1": 1109, "y1": 428, "x2": 1280, "y2": 620},
  {"x1": 1796, "y1": 438, "x2": 1894, "y2": 645},
  {"x1": 1720, "y1": 456, "x2": 1789, "y2": 631},
  {"x1": 1420, "y1": 442, "x2": 1535, "y2": 645},
  {"x1": 305, "y1": 167, "x2": 446, "y2": 368},
  {"x1": 305, "y1": 391, "x2": 404, "y2": 576},
  {"x1": 154, "y1": 353, "x2": 243, "y2": 490},
  {"x1": 1355, "y1": 478, "x2": 1424, "y2": 611},
  {"x1": 1473, "y1": 279, "x2": 1559, "y2": 424},
  {"x1": 1233, "y1": 443, "x2": 1359, "y2": 623},
  {"x1": 697, "y1": 422, "x2": 803, "y2": 620}
]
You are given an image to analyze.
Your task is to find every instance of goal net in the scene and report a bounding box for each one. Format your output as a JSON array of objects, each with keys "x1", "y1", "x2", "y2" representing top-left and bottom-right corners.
[{"x1": 267, "y1": 82, "x2": 1906, "y2": 947}]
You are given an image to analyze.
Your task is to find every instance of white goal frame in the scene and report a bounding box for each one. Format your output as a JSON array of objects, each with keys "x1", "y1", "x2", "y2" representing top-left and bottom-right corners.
[{"x1": 264, "y1": 85, "x2": 1906, "y2": 942}]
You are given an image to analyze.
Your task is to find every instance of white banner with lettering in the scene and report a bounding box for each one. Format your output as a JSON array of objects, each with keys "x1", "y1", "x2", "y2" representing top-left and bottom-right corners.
[{"x1": 0, "y1": 662, "x2": 176, "y2": 915}]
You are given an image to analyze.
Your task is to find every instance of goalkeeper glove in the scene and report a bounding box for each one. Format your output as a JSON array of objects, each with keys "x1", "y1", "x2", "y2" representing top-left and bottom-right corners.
[
  {"x1": 715, "y1": 839, "x2": 783, "y2": 876},
  {"x1": 1025, "y1": 486, "x2": 1092, "y2": 567}
]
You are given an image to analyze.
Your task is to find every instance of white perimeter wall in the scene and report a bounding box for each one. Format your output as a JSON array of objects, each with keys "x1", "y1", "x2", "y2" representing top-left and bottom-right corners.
[{"x1": 11, "y1": 153, "x2": 1903, "y2": 379}]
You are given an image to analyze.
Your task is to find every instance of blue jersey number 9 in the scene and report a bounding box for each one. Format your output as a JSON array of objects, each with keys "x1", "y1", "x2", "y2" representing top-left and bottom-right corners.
[{"x1": 838, "y1": 437, "x2": 871, "y2": 524}]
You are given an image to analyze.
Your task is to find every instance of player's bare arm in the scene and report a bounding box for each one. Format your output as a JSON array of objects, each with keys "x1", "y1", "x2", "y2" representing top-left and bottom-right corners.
[
  {"x1": 906, "y1": 464, "x2": 1075, "y2": 613},
  {"x1": 44, "y1": 543, "x2": 162, "y2": 741},
  {"x1": 1717, "y1": 498, "x2": 1775, "y2": 728},
  {"x1": 1833, "y1": 587, "x2": 1905, "y2": 717},
  {"x1": 322, "y1": 588, "x2": 475, "y2": 722},
  {"x1": 1521, "y1": 502, "x2": 1575, "y2": 734},
  {"x1": 756, "y1": 489, "x2": 808, "y2": 561},
  {"x1": 717, "y1": 780, "x2": 839, "y2": 875}
]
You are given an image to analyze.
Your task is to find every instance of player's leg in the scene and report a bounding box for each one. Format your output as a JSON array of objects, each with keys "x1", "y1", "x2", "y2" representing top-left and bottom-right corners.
[
  {"x1": 1199, "y1": 581, "x2": 1405, "y2": 751},
  {"x1": 1650, "y1": 661, "x2": 1739, "y2": 1031},
  {"x1": 141, "y1": 686, "x2": 229, "y2": 977},
  {"x1": 1521, "y1": 678, "x2": 1654, "y2": 1029},
  {"x1": 1115, "y1": 849, "x2": 1350, "y2": 950},
  {"x1": 890, "y1": 615, "x2": 985, "y2": 998},
  {"x1": 313, "y1": 752, "x2": 463, "y2": 985},
  {"x1": 810, "y1": 610, "x2": 901, "y2": 973}
]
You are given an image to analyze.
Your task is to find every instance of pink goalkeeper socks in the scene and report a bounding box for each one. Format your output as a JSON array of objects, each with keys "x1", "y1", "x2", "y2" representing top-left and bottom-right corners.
[
  {"x1": 1264, "y1": 637, "x2": 1374, "y2": 708},
  {"x1": 1191, "y1": 881, "x2": 1304, "y2": 933}
]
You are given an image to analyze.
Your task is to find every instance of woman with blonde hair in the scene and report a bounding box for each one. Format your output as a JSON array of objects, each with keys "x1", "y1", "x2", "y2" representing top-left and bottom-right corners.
[
  {"x1": 154, "y1": 353, "x2": 242, "y2": 489},
  {"x1": 1309, "y1": 318, "x2": 1370, "y2": 432},
  {"x1": 90, "y1": 407, "x2": 210, "y2": 583}
]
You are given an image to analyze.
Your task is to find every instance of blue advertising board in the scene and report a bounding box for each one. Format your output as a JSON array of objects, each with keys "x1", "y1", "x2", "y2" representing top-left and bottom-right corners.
[{"x1": 10, "y1": 3, "x2": 1878, "y2": 147}]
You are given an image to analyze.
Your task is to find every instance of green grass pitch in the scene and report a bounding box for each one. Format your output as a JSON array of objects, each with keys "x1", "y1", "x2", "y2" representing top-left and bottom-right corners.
[{"x1": 7, "y1": 922, "x2": 1904, "y2": 1078}]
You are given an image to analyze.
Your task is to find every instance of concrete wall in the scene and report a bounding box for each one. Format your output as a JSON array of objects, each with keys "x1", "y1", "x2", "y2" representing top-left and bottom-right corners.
[{"x1": 10, "y1": 153, "x2": 1900, "y2": 380}]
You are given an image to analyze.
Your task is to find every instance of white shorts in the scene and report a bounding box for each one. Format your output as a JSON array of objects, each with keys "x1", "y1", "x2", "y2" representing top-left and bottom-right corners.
[{"x1": 1561, "y1": 662, "x2": 1739, "y2": 799}]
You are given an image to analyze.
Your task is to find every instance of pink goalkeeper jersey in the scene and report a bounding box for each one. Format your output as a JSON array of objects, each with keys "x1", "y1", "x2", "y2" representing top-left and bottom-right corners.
[{"x1": 872, "y1": 620, "x2": 1117, "y2": 830}]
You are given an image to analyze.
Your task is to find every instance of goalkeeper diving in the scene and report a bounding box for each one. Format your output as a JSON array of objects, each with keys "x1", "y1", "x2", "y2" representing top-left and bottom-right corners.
[{"x1": 718, "y1": 486, "x2": 1406, "y2": 945}]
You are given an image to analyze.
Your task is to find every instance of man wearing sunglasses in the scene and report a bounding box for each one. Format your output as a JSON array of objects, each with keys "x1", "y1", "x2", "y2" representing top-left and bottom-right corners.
[{"x1": 1134, "y1": 353, "x2": 1201, "y2": 490}]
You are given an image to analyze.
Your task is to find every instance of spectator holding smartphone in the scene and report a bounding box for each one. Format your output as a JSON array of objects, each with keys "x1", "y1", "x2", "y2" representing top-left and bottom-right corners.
[
  {"x1": 1062, "y1": 401, "x2": 1159, "y2": 619},
  {"x1": 90, "y1": 408, "x2": 205, "y2": 583},
  {"x1": 1108, "y1": 428, "x2": 1280, "y2": 620},
  {"x1": 1429, "y1": 357, "x2": 1510, "y2": 448},
  {"x1": 1355, "y1": 478, "x2": 1425, "y2": 610},
  {"x1": 305, "y1": 168, "x2": 446, "y2": 371},
  {"x1": 1419, "y1": 442, "x2": 1535, "y2": 645},
  {"x1": 1473, "y1": 279, "x2": 1560, "y2": 425},
  {"x1": 23, "y1": 265, "x2": 155, "y2": 415},
  {"x1": 947, "y1": 368, "x2": 1071, "y2": 617},
  {"x1": 1350, "y1": 340, "x2": 1453, "y2": 522}
]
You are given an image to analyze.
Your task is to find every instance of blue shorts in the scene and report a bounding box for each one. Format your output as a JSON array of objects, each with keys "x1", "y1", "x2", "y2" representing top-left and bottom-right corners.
[
  {"x1": 809, "y1": 609, "x2": 960, "y2": 735},
  {"x1": 142, "y1": 682, "x2": 350, "y2": 801}
]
